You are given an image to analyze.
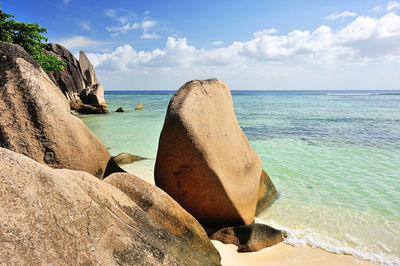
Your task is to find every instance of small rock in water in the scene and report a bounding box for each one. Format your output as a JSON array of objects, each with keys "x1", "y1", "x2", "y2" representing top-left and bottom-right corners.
[
  {"x1": 113, "y1": 152, "x2": 145, "y2": 165},
  {"x1": 115, "y1": 107, "x2": 124, "y2": 112},
  {"x1": 135, "y1": 102, "x2": 143, "y2": 110}
]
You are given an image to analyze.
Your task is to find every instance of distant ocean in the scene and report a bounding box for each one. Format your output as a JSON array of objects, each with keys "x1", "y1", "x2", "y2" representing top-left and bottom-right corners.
[{"x1": 79, "y1": 90, "x2": 400, "y2": 265}]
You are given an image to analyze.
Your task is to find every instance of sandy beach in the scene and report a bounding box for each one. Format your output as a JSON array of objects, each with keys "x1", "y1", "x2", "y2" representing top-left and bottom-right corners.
[{"x1": 212, "y1": 241, "x2": 376, "y2": 266}]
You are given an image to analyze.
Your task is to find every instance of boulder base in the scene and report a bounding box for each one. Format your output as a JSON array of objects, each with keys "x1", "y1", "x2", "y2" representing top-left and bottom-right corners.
[
  {"x1": 78, "y1": 104, "x2": 109, "y2": 114},
  {"x1": 256, "y1": 170, "x2": 278, "y2": 215},
  {"x1": 104, "y1": 173, "x2": 221, "y2": 262}
]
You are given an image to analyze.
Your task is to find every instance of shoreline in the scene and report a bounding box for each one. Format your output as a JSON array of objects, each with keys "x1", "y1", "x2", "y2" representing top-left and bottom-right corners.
[
  {"x1": 125, "y1": 164, "x2": 378, "y2": 265},
  {"x1": 212, "y1": 241, "x2": 376, "y2": 266}
]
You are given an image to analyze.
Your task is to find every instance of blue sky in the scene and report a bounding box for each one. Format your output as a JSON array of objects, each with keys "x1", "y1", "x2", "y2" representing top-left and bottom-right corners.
[{"x1": 2, "y1": 0, "x2": 400, "y2": 90}]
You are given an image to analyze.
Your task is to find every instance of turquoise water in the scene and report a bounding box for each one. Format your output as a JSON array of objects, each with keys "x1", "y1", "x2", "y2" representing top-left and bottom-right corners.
[{"x1": 79, "y1": 90, "x2": 400, "y2": 265}]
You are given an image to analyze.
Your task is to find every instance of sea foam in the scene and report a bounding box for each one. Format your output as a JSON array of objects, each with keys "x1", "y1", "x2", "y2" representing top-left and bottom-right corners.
[{"x1": 256, "y1": 217, "x2": 400, "y2": 266}]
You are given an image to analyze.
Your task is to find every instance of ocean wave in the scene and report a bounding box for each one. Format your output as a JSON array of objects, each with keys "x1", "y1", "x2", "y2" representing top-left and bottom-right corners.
[
  {"x1": 326, "y1": 92, "x2": 400, "y2": 96},
  {"x1": 255, "y1": 218, "x2": 400, "y2": 266}
]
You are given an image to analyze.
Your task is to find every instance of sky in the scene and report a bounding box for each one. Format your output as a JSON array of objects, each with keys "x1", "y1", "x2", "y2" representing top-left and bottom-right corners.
[{"x1": 2, "y1": 0, "x2": 400, "y2": 90}]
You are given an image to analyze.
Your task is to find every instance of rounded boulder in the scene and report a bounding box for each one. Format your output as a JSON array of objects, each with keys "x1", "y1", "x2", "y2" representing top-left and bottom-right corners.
[{"x1": 155, "y1": 79, "x2": 263, "y2": 228}]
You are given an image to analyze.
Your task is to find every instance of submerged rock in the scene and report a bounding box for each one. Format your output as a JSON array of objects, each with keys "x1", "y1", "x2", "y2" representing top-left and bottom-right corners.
[
  {"x1": 104, "y1": 173, "x2": 221, "y2": 263},
  {"x1": 209, "y1": 223, "x2": 285, "y2": 252},
  {"x1": 115, "y1": 107, "x2": 124, "y2": 112},
  {"x1": 155, "y1": 79, "x2": 274, "y2": 228},
  {"x1": 135, "y1": 102, "x2": 143, "y2": 110},
  {"x1": 0, "y1": 148, "x2": 220, "y2": 265},
  {"x1": 0, "y1": 41, "x2": 119, "y2": 178},
  {"x1": 113, "y1": 152, "x2": 145, "y2": 165}
]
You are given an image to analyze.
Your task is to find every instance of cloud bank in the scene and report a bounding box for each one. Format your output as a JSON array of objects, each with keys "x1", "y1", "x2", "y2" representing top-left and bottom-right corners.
[{"x1": 89, "y1": 12, "x2": 400, "y2": 72}]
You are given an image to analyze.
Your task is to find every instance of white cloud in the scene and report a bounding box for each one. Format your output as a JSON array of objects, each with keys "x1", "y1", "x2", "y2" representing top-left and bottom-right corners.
[
  {"x1": 212, "y1": 41, "x2": 224, "y2": 46},
  {"x1": 143, "y1": 10, "x2": 150, "y2": 15},
  {"x1": 105, "y1": 8, "x2": 158, "y2": 37},
  {"x1": 326, "y1": 11, "x2": 357, "y2": 20},
  {"x1": 254, "y1": 28, "x2": 278, "y2": 37},
  {"x1": 105, "y1": 9, "x2": 115, "y2": 18},
  {"x1": 142, "y1": 20, "x2": 156, "y2": 30},
  {"x1": 372, "y1": 5, "x2": 382, "y2": 12},
  {"x1": 59, "y1": 36, "x2": 103, "y2": 49},
  {"x1": 387, "y1": 1, "x2": 400, "y2": 11},
  {"x1": 140, "y1": 33, "x2": 160, "y2": 39},
  {"x1": 62, "y1": 0, "x2": 70, "y2": 5},
  {"x1": 90, "y1": 12, "x2": 400, "y2": 71},
  {"x1": 80, "y1": 21, "x2": 91, "y2": 30},
  {"x1": 87, "y1": 12, "x2": 400, "y2": 90},
  {"x1": 106, "y1": 23, "x2": 140, "y2": 36}
]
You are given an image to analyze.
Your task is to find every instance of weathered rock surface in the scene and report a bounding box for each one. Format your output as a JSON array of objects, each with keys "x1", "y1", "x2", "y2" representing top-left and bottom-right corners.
[
  {"x1": 256, "y1": 170, "x2": 278, "y2": 215},
  {"x1": 113, "y1": 152, "x2": 145, "y2": 165},
  {"x1": 0, "y1": 148, "x2": 221, "y2": 265},
  {"x1": 79, "y1": 50, "x2": 98, "y2": 87},
  {"x1": 209, "y1": 223, "x2": 285, "y2": 252},
  {"x1": 45, "y1": 43, "x2": 86, "y2": 102},
  {"x1": 0, "y1": 41, "x2": 120, "y2": 178},
  {"x1": 155, "y1": 79, "x2": 267, "y2": 228},
  {"x1": 80, "y1": 84, "x2": 107, "y2": 107},
  {"x1": 104, "y1": 173, "x2": 221, "y2": 262},
  {"x1": 45, "y1": 43, "x2": 108, "y2": 112}
]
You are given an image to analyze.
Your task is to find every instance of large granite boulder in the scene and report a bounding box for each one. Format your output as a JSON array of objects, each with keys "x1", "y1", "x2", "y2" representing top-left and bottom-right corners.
[
  {"x1": 155, "y1": 79, "x2": 270, "y2": 228},
  {"x1": 45, "y1": 43, "x2": 86, "y2": 103},
  {"x1": 79, "y1": 50, "x2": 98, "y2": 87},
  {"x1": 0, "y1": 41, "x2": 121, "y2": 178},
  {"x1": 0, "y1": 148, "x2": 221, "y2": 265},
  {"x1": 104, "y1": 173, "x2": 221, "y2": 261},
  {"x1": 80, "y1": 84, "x2": 107, "y2": 107},
  {"x1": 209, "y1": 224, "x2": 285, "y2": 252}
]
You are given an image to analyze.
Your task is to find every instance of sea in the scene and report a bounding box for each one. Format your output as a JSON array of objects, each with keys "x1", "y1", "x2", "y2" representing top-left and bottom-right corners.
[{"x1": 79, "y1": 90, "x2": 400, "y2": 265}]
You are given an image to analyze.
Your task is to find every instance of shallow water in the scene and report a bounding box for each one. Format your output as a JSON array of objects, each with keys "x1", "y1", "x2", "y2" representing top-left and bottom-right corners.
[{"x1": 79, "y1": 90, "x2": 400, "y2": 265}]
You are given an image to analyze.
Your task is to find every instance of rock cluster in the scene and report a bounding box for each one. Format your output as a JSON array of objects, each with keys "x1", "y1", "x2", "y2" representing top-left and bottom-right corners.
[
  {"x1": 155, "y1": 79, "x2": 277, "y2": 228},
  {"x1": 0, "y1": 41, "x2": 120, "y2": 178},
  {"x1": 0, "y1": 40, "x2": 282, "y2": 264},
  {"x1": 0, "y1": 42, "x2": 221, "y2": 264},
  {"x1": 0, "y1": 148, "x2": 220, "y2": 265},
  {"x1": 45, "y1": 43, "x2": 108, "y2": 114}
]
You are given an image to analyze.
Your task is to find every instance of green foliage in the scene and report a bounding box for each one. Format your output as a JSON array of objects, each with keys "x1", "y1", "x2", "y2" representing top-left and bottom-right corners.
[{"x1": 0, "y1": 5, "x2": 65, "y2": 73}]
